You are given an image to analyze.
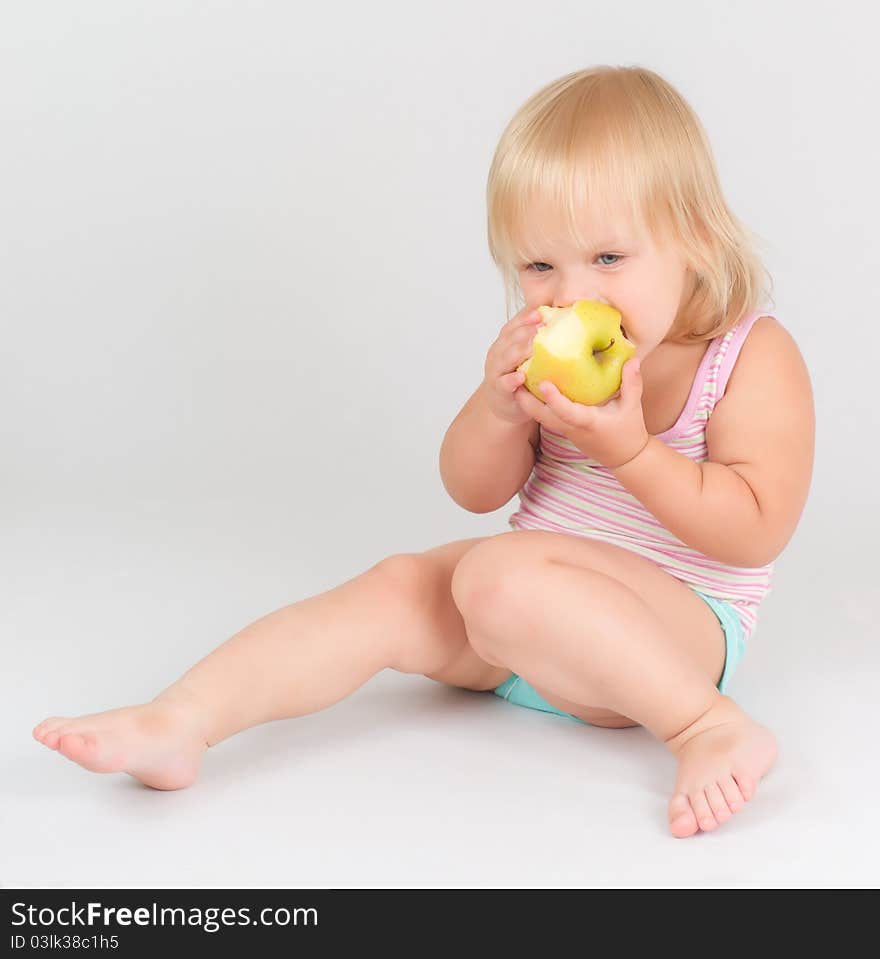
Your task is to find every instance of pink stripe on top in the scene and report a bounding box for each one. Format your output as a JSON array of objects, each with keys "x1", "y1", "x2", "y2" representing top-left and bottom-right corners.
[{"x1": 507, "y1": 309, "x2": 776, "y2": 644}]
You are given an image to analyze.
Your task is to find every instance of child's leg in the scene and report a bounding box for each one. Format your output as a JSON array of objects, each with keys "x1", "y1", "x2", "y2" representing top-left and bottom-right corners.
[
  {"x1": 451, "y1": 531, "x2": 779, "y2": 839},
  {"x1": 32, "y1": 539, "x2": 505, "y2": 789}
]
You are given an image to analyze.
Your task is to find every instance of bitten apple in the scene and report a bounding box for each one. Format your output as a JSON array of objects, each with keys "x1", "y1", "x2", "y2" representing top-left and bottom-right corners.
[{"x1": 517, "y1": 299, "x2": 637, "y2": 405}]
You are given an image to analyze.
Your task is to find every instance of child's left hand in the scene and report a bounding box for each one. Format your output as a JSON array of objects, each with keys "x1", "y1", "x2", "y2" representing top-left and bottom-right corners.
[{"x1": 514, "y1": 357, "x2": 651, "y2": 469}]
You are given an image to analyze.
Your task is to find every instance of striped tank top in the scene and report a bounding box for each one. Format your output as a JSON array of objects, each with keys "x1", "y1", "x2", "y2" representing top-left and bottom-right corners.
[{"x1": 507, "y1": 309, "x2": 775, "y2": 643}]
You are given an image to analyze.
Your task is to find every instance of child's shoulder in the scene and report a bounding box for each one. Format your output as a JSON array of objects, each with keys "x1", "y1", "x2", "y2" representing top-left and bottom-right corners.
[
  {"x1": 709, "y1": 312, "x2": 814, "y2": 443},
  {"x1": 723, "y1": 314, "x2": 811, "y2": 401}
]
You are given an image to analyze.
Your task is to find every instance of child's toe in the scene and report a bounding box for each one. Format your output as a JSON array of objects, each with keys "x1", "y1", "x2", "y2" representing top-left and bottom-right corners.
[
  {"x1": 58, "y1": 733, "x2": 98, "y2": 767},
  {"x1": 719, "y1": 774, "x2": 745, "y2": 811},
  {"x1": 668, "y1": 792, "x2": 699, "y2": 838},
  {"x1": 41, "y1": 730, "x2": 65, "y2": 750},
  {"x1": 692, "y1": 789, "x2": 718, "y2": 831},
  {"x1": 705, "y1": 782, "x2": 731, "y2": 822},
  {"x1": 733, "y1": 771, "x2": 756, "y2": 801},
  {"x1": 33, "y1": 717, "x2": 66, "y2": 739}
]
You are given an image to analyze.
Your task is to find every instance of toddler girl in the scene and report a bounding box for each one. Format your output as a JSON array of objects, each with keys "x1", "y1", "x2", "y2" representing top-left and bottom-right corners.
[{"x1": 33, "y1": 65, "x2": 815, "y2": 839}]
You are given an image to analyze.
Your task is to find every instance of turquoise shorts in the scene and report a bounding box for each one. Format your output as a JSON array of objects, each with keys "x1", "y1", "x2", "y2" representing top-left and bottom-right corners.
[{"x1": 492, "y1": 589, "x2": 746, "y2": 724}]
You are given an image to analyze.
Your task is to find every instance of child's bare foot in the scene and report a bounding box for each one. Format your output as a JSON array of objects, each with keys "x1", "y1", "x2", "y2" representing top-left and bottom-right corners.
[
  {"x1": 32, "y1": 694, "x2": 211, "y2": 790},
  {"x1": 663, "y1": 693, "x2": 778, "y2": 839}
]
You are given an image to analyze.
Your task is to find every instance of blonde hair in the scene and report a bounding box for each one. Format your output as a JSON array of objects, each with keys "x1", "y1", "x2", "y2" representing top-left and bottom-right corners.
[{"x1": 486, "y1": 65, "x2": 774, "y2": 342}]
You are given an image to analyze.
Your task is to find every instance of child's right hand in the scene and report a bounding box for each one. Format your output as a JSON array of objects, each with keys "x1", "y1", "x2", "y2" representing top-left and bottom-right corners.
[{"x1": 480, "y1": 306, "x2": 545, "y2": 425}]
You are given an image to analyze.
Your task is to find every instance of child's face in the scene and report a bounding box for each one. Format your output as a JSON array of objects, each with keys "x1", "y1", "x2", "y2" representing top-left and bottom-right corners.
[{"x1": 514, "y1": 203, "x2": 694, "y2": 357}]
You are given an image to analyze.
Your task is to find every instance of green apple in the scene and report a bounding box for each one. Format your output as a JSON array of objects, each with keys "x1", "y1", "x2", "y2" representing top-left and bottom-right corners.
[{"x1": 517, "y1": 299, "x2": 637, "y2": 405}]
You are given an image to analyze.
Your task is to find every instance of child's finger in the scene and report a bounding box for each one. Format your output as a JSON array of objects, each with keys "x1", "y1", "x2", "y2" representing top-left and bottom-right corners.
[{"x1": 503, "y1": 309, "x2": 541, "y2": 332}]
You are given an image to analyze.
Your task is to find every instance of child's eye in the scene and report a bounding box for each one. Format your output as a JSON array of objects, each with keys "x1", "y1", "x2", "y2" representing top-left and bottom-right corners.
[{"x1": 524, "y1": 254, "x2": 623, "y2": 273}]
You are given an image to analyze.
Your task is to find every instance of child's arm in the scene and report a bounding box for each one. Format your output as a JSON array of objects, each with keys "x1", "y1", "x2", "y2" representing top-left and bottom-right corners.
[
  {"x1": 440, "y1": 382, "x2": 539, "y2": 513},
  {"x1": 611, "y1": 319, "x2": 815, "y2": 568}
]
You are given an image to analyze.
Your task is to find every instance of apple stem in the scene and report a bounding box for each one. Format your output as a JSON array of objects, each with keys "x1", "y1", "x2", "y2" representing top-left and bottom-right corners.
[{"x1": 592, "y1": 338, "x2": 615, "y2": 355}]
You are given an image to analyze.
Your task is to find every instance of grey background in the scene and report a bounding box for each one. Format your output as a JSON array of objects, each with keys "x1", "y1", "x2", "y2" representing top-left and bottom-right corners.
[{"x1": 3, "y1": 0, "x2": 878, "y2": 888}]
